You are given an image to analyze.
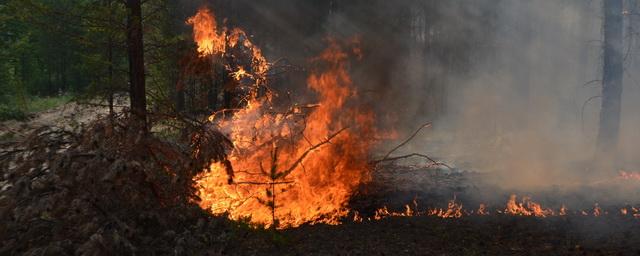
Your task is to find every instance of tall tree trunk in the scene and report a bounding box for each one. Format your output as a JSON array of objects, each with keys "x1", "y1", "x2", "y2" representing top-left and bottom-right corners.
[
  {"x1": 126, "y1": 0, "x2": 147, "y2": 131},
  {"x1": 60, "y1": 53, "x2": 67, "y2": 93},
  {"x1": 106, "y1": 0, "x2": 114, "y2": 116},
  {"x1": 596, "y1": 0, "x2": 624, "y2": 163},
  {"x1": 167, "y1": 0, "x2": 185, "y2": 113},
  {"x1": 628, "y1": 0, "x2": 640, "y2": 67}
]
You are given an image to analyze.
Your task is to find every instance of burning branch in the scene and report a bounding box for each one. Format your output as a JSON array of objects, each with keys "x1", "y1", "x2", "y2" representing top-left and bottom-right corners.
[
  {"x1": 279, "y1": 127, "x2": 348, "y2": 178},
  {"x1": 228, "y1": 126, "x2": 349, "y2": 228},
  {"x1": 191, "y1": 22, "x2": 373, "y2": 228}
]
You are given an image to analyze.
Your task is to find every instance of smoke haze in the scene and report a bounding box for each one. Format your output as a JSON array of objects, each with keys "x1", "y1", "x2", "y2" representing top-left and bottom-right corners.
[{"x1": 197, "y1": 0, "x2": 640, "y2": 189}]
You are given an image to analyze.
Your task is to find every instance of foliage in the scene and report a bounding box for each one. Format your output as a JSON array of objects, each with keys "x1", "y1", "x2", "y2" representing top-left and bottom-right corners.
[
  {"x1": 0, "y1": 104, "x2": 28, "y2": 121},
  {"x1": 0, "y1": 0, "x2": 188, "y2": 114},
  {"x1": 0, "y1": 94, "x2": 71, "y2": 121},
  {"x1": 24, "y1": 94, "x2": 72, "y2": 112}
]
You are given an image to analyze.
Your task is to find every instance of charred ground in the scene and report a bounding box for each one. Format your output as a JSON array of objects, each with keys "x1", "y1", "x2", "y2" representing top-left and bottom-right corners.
[{"x1": 3, "y1": 119, "x2": 639, "y2": 255}]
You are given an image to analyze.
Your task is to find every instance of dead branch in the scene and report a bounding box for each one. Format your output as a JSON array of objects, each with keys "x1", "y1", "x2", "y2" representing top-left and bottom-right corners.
[
  {"x1": 380, "y1": 122, "x2": 431, "y2": 161},
  {"x1": 279, "y1": 127, "x2": 349, "y2": 178},
  {"x1": 234, "y1": 181, "x2": 294, "y2": 185},
  {"x1": 371, "y1": 122, "x2": 453, "y2": 170},
  {"x1": 372, "y1": 153, "x2": 453, "y2": 170}
]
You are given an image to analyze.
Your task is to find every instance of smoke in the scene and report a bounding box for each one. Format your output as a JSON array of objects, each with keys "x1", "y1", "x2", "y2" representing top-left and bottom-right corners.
[
  {"x1": 326, "y1": 0, "x2": 640, "y2": 190},
  {"x1": 427, "y1": 0, "x2": 640, "y2": 189},
  {"x1": 424, "y1": 0, "x2": 606, "y2": 188},
  {"x1": 196, "y1": 0, "x2": 640, "y2": 190}
]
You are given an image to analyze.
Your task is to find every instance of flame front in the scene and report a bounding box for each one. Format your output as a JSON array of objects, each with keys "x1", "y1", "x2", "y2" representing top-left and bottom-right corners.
[
  {"x1": 504, "y1": 195, "x2": 554, "y2": 217},
  {"x1": 189, "y1": 8, "x2": 375, "y2": 228}
]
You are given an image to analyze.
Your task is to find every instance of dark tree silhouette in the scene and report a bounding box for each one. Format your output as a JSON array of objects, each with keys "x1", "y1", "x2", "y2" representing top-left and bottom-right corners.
[
  {"x1": 596, "y1": 0, "x2": 624, "y2": 161},
  {"x1": 125, "y1": 0, "x2": 147, "y2": 131}
]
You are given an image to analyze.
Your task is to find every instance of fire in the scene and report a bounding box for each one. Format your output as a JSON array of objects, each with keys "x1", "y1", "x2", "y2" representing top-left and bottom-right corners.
[
  {"x1": 477, "y1": 203, "x2": 489, "y2": 215},
  {"x1": 593, "y1": 203, "x2": 602, "y2": 216},
  {"x1": 231, "y1": 67, "x2": 251, "y2": 81},
  {"x1": 358, "y1": 194, "x2": 640, "y2": 223},
  {"x1": 504, "y1": 195, "x2": 554, "y2": 217},
  {"x1": 620, "y1": 170, "x2": 640, "y2": 181},
  {"x1": 371, "y1": 197, "x2": 464, "y2": 220},
  {"x1": 191, "y1": 14, "x2": 375, "y2": 227},
  {"x1": 559, "y1": 205, "x2": 568, "y2": 216},
  {"x1": 187, "y1": 6, "x2": 640, "y2": 229},
  {"x1": 186, "y1": 7, "x2": 226, "y2": 56},
  {"x1": 435, "y1": 197, "x2": 464, "y2": 218}
]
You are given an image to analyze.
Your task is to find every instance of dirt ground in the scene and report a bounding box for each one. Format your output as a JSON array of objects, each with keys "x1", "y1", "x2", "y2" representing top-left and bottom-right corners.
[
  {"x1": 230, "y1": 216, "x2": 639, "y2": 256},
  {"x1": 0, "y1": 98, "x2": 126, "y2": 142}
]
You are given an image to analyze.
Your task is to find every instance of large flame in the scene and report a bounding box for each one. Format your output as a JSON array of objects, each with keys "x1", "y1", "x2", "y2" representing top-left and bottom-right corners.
[{"x1": 189, "y1": 7, "x2": 374, "y2": 228}]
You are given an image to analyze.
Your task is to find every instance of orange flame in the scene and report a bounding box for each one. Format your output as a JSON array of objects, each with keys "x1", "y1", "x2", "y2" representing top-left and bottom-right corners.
[
  {"x1": 357, "y1": 194, "x2": 640, "y2": 223},
  {"x1": 231, "y1": 67, "x2": 251, "y2": 81},
  {"x1": 593, "y1": 203, "x2": 602, "y2": 216},
  {"x1": 477, "y1": 204, "x2": 489, "y2": 215},
  {"x1": 559, "y1": 205, "x2": 568, "y2": 216},
  {"x1": 620, "y1": 170, "x2": 640, "y2": 181},
  {"x1": 504, "y1": 195, "x2": 554, "y2": 217},
  {"x1": 195, "y1": 38, "x2": 374, "y2": 228},
  {"x1": 187, "y1": 7, "x2": 226, "y2": 56}
]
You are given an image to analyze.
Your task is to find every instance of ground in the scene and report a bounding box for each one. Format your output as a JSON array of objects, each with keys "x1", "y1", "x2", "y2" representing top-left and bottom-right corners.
[
  {"x1": 2, "y1": 104, "x2": 640, "y2": 255},
  {"x1": 227, "y1": 166, "x2": 640, "y2": 256},
  {"x1": 236, "y1": 216, "x2": 639, "y2": 255},
  {"x1": 0, "y1": 96, "x2": 124, "y2": 142}
]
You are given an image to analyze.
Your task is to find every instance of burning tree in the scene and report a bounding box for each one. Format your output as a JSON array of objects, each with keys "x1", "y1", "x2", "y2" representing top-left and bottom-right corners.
[
  {"x1": 184, "y1": 7, "x2": 376, "y2": 228},
  {"x1": 178, "y1": 7, "x2": 270, "y2": 115}
]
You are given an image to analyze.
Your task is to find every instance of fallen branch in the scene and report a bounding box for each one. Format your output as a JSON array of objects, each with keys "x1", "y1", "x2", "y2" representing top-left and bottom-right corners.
[
  {"x1": 372, "y1": 153, "x2": 453, "y2": 170},
  {"x1": 372, "y1": 122, "x2": 453, "y2": 170},
  {"x1": 380, "y1": 122, "x2": 431, "y2": 161}
]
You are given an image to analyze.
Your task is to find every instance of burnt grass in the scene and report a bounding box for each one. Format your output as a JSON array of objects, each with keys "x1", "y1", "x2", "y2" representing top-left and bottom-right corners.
[
  {"x1": 229, "y1": 165, "x2": 640, "y2": 256},
  {"x1": 245, "y1": 215, "x2": 640, "y2": 256}
]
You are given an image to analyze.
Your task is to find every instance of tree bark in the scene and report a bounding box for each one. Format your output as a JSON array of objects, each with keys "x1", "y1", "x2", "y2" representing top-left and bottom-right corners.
[
  {"x1": 596, "y1": 0, "x2": 624, "y2": 161},
  {"x1": 106, "y1": 0, "x2": 114, "y2": 116},
  {"x1": 126, "y1": 0, "x2": 147, "y2": 131}
]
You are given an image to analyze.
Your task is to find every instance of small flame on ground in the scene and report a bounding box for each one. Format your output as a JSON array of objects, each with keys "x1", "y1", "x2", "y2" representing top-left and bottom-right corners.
[
  {"x1": 504, "y1": 195, "x2": 554, "y2": 217},
  {"x1": 365, "y1": 194, "x2": 639, "y2": 222},
  {"x1": 620, "y1": 170, "x2": 640, "y2": 181},
  {"x1": 370, "y1": 197, "x2": 465, "y2": 220},
  {"x1": 559, "y1": 205, "x2": 568, "y2": 216},
  {"x1": 477, "y1": 203, "x2": 489, "y2": 215}
]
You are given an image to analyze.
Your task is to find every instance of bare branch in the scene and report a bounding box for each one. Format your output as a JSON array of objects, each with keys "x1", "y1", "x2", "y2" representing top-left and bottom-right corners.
[
  {"x1": 279, "y1": 127, "x2": 349, "y2": 178},
  {"x1": 380, "y1": 122, "x2": 431, "y2": 161},
  {"x1": 372, "y1": 153, "x2": 453, "y2": 170}
]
